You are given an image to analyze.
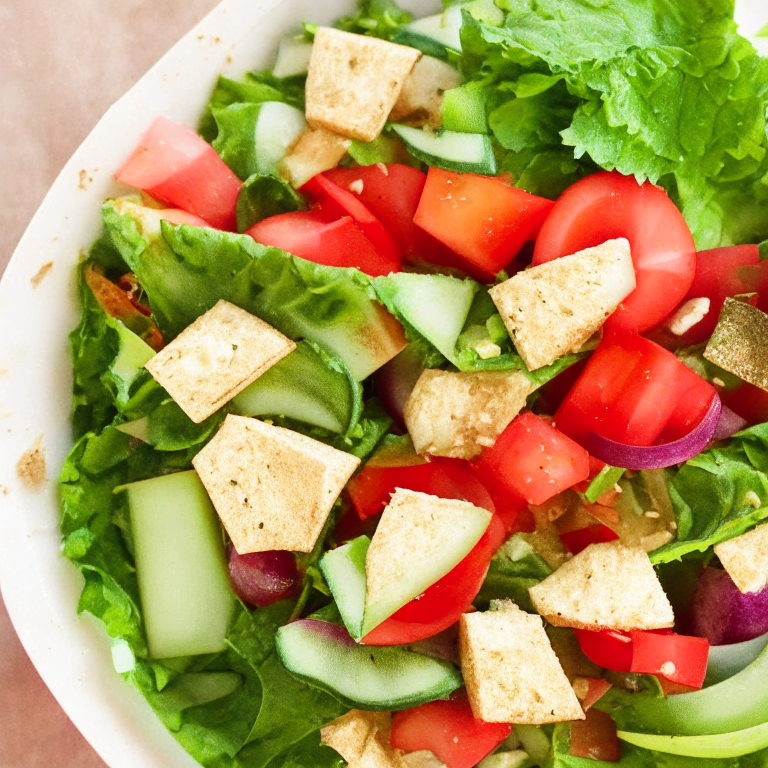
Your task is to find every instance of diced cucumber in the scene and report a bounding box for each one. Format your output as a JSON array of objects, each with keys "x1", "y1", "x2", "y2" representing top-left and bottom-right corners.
[
  {"x1": 393, "y1": 1, "x2": 504, "y2": 58},
  {"x1": 103, "y1": 318, "x2": 156, "y2": 409},
  {"x1": 319, "y1": 536, "x2": 369, "y2": 641},
  {"x1": 121, "y1": 470, "x2": 234, "y2": 658},
  {"x1": 374, "y1": 272, "x2": 479, "y2": 363},
  {"x1": 272, "y1": 37, "x2": 313, "y2": 79},
  {"x1": 392, "y1": 124, "x2": 496, "y2": 175},
  {"x1": 254, "y1": 101, "x2": 307, "y2": 175},
  {"x1": 276, "y1": 619, "x2": 462, "y2": 710},
  {"x1": 232, "y1": 340, "x2": 361, "y2": 434},
  {"x1": 115, "y1": 416, "x2": 150, "y2": 443},
  {"x1": 442, "y1": 82, "x2": 489, "y2": 134}
]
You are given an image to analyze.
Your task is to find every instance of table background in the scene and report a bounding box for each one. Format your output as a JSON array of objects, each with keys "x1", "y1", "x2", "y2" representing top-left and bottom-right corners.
[{"x1": 0, "y1": 2, "x2": 219, "y2": 765}]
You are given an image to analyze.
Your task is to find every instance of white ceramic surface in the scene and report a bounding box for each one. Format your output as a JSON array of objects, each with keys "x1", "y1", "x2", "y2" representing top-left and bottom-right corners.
[{"x1": 0, "y1": 1, "x2": 766, "y2": 767}]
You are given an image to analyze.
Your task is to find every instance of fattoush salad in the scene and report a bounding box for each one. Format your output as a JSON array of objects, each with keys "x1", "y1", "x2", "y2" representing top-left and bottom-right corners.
[{"x1": 60, "y1": 1, "x2": 768, "y2": 767}]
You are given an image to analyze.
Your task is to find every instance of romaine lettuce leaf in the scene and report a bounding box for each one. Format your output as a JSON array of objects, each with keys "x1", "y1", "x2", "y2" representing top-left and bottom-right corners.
[
  {"x1": 236, "y1": 173, "x2": 307, "y2": 233},
  {"x1": 651, "y1": 424, "x2": 768, "y2": 563},
  {"x1": 462, "y1": 0, "x2": 768, "y2": 248},
  {"x1": 336, "y1": 0, "x2": 412, "y2": 40}
]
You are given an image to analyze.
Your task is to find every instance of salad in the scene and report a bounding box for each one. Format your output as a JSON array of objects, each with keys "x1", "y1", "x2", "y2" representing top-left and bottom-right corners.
[{"x1": 59, "y1": 1, "x2": 768, "y2": 767}]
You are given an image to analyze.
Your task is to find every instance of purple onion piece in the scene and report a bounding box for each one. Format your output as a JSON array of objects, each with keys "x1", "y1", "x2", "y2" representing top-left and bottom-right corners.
[
  {"x1": 691, "y1": 566, "x2": 768, "y2": 646},
  {"x1": 228, "y1": 547, "x2": 299, "y2": 607},
  {"x1": 713, "y1": 405, "x2": 748, "y2": 441},
  {"x1": 582, "y1": 394, "x2": 721, "y2": 470}
]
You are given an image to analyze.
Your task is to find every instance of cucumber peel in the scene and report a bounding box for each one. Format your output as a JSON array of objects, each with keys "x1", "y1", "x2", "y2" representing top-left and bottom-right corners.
[
  {"x1": 319, "y1": 536, "x2": 369, "y2": 641},
  {"x1": 392, "y1": 124, "x2": 497, "y2": 175}
]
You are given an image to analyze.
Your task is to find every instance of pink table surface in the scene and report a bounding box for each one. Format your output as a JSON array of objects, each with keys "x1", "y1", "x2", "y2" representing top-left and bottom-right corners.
[{"x1": 0, "y1": 1, "x2": 220, "y2": 765}]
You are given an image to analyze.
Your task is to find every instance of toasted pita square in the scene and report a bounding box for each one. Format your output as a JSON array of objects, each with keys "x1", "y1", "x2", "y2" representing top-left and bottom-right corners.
[
  {"x1": 305, "y1": 27, "x2": 421, "y2": 141},
  {"x1": 715, "y1": 522, "x2": 768, "y2": 594},
  {"x1": 192, "y1": 415, "x2": 359, "y2": 553},
  {"x1": 280, "y1": 126, "x2": 351, "y2": 188},
  {"x1": 528, "y1": 541, "x2": 674, "y2": 631},
  {"x1": 490, "y1": 239, "x2": 636, "y2": 370},
  {"x1": 404, "y1": 369, "x2": 532, "y2": 459},
  {"x1": 459, "y1": 601, "x2": 584, "y2": 724},
  {"x1": 145, "y1": 300, "x2": 295, "y2": 423},
  {"x1": 321, "y1": 710, "x2": 404, "y2": 768},
  {"x1": 363, "y1": 489, "x2": 491, "y2": 634}
]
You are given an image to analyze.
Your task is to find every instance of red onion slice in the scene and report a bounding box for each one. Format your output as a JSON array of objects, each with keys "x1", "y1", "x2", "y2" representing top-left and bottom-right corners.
[
  {"x1": 582, "y1": 394, "x2": 721, "y2": 470},
  {"x1": 713, "y1": 405, "x2": 748, "y2": 441}
]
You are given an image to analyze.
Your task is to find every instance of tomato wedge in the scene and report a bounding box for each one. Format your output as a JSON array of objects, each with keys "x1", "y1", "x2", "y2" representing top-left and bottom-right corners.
[
  {"x1": 324, "y1": 164, "x2": 468, "y2": 274},
  {"x1": 246, "y1": 211, "x2": 399, "y2": 276},
  {"x1": 533, "y1": 171, "x2": 696, "y2": 333},
  {"x1": 569, "y1": 709, "x2": 621, "y2": 762},
  {"x1": 475, "y1": 411, "x2": 590, "y2": 506},
  {"x1": 302, "y1": 173, "x2": 402, "y2": 265},
  {"x1": 555, "y1": 332, "x2": 717, "y2": 446},
  {"x1": 116, "y1": 115, "x2": 242, "y2": 230},
  {"x1": 414, "y1": 167, "x2": 554, "y2": 279},
  {"x1": 391, "y1": 690, "x2": 513, "y2": 768},
  {"x1": 560, "y1": 524, "x2": 619, "y2": 555}
]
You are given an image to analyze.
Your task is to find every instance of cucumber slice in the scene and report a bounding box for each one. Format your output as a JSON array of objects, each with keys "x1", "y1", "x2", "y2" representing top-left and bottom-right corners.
[
  {"x1": 232, "y1": 340, "x2": 361, "y2": 434},
  {"x1": 121, "y1": 470, "x2": 234, "y2": 658},
  {"x1": 392, "y1": 124, "x2": 496, "y2": 175},
  {"x1": 441, "y1": 82, "x2": 489, "y2": 134},
  {"x1": 374, "y1": 272, "x2": 479, "y2": 363},
  {"x1": 319, "y1": 536, "x2": 369, "y2": 641},
  {"x1": 276, "y1": 619, "x2": 462, "y2": 710},
  {"x1": 254, "y1": 101, "x2": 307, "y2": 175},
  {"x1": 393, "y1": 2, "x2": 503, "y2": 58},
  {"x1": 272, "y1": 37, "x2": 313, "y2": 79}
]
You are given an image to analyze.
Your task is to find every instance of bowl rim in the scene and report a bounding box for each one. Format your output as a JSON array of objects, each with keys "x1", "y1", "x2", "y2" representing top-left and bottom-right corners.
[{"x1": 0, "y1": 0, "x2": 766, "y2": 766}]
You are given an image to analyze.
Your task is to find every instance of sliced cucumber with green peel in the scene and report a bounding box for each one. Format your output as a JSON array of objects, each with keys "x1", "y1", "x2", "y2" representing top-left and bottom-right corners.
[
  {"x1": 392, "y1": 125, "x2": 496, "y2": 175},
  {"x1": 232, "y1": 340, "x2": 361, "y2": 434},
  {"x1": 254, "y1": 101, "x2": 307, "y2": 174},
  {"x1": 374, "y1": 272, "x2": 479, "y2": 363},
  {"x1": 319, "y1": 536, "x2": 369, "y2": 641},
  {"x1": 617, "y1": 721, "x2": 768, "y2": 759},
  {"x1": 121, "y1": 470, "x2": 234, "y2": 659},
  {"x1": 276, "y1": 619, "x2": 462, "y2": 710},
  {"x1": 272, "y1": 37, "x2": 313, "y2": 79}
]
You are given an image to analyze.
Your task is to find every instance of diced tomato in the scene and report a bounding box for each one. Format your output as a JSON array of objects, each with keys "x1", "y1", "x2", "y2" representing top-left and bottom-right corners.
[
  {"x1": 575, "y1": 629, "x2": 634, "y2": 673},
  {"x1": 629, "y1": 631, "x2": 709, "y2": 689},
  {"x1": 474, "y1": 411, "x2": 590, "y2": 506},
  {"x1": 363, "y1": 515, "x2": 505, "y2": 646},
  {"x1": 569, "y1": 709, "x2": 621, "y2": 762},
  {"x1": 575, "y1": 677, "x2": 613, "y2": 711},
  {"x1": 721, "y1": 382, "x2": 768, "y2": 427},
  {"x1": 324, "y1": 164, "x2": 470, "y2": 275},
  {"x1": 572, "y1": 456, "x2": 608, "y2": 495},
  {"x1": 391, "y1": 690, "x2": 513, "y2": 768},
  {"x1": 555, "y1": 332, "x2": 717, "y2": 446},
  {"x1": 560, "y1": 524, "x2": 619, "y2": 555},
  {"x1": 302, "y1": 173, "x2": 402, "y2": 266},
  {"x1": 414, "y1": 167, "x2": 554, "y2": 278},
  {"x1": 575, "y1": 629, "x2": 709, "y2": 690},
  {"x1": 246, "y1": 211, "x2": 400, "y2": 276},
  {"x1": 116, "y1": 115, "x2": 242, "y2": 230},
  {"x1": 532, "y1": 171, "x2": 696, "y2": 334}
]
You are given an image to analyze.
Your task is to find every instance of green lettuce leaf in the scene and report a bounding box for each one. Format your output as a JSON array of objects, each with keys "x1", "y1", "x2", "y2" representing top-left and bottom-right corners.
[
  {"x1": 651, "y1": 424, "x2": 768, "y2": 563},
  {"x1": 236, "y1": 174, "x2": 307, "y2": 233},
  {"x1": 462, "y1": 0, "x2": 768, "y2": 247},
  {"x1": 336, "y1": 0, "x2": 412, "y2": 40}
]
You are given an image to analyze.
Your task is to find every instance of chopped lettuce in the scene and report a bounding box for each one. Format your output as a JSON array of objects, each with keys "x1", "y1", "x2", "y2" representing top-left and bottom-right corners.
[
  {"x1": 336, "y1": 0, "x2": 413, "y2": 40},
  {"x1": 236, "y1": 174, "x2": 307, "y2": 233},
  {"x1": 651, "y1": 424, "x2": 768, "y2": 563},
  {"x1": 461, "y1": 0, "x2": 768, "y2": 247}
]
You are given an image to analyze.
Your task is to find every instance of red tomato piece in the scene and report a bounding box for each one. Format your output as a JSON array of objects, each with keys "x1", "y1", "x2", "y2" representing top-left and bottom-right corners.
[
  {"x1": 575, "y1": 629, "x2": 634, "y2": 673},
  {"x1": 391, "y1": 690, "x2": 513, "y2": 768},
  {"x1": 666, "y1": 245, "x2": 764, "y2": 344},
  {"x1": 363, "y1": 515, "x2": 505, "y2": 646},
  {"x1": 578, "y1": 678, "x2": 613, "y2": 711},
  {"x1": 475, "y1": 411, "x2": 590, "y2": 506},
  {"x1": 721, "y1": 382, "x2": 768, "y2": 427},
  {"x1": 116, "y1": 115, "x2": 242, "y2": 230},
  {"x1": 569, "y1": 709, "x2": 621, "y2": 762},
  {"x1": 555, "y1": 332, "x2": 717, "y2": 446},
  {"x1": 302, "y1": 173, "x2": 402, "y2": 266},
  {"x1": 414, "y1": 167, "x2": 554, "y2": 278},
  {"x1": 629, "y1": 631, "x2": 709, "y2": 689},
  {"x1": 324, "y1": 164, "x2": 470, "y2": 275},
  {"x1": 533, "y1": 171, "x2": 696, "y2": 334},
  {"x1": 246, "y1": 211, "x2": 399, "y2": 277},
  {"x1": 560, "y1": 524, "x2": 619, "y2": 555}
]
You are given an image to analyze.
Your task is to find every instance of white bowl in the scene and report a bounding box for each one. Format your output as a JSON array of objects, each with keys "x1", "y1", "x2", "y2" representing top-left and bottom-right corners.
[{"x1": 0, "y1": 1, "x2": 765, "y2": 766}]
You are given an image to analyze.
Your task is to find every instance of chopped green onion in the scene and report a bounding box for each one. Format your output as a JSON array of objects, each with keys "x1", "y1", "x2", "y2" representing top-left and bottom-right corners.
[{"x1": 585, "y1": 465, "x2": 626, "y2": 504}]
